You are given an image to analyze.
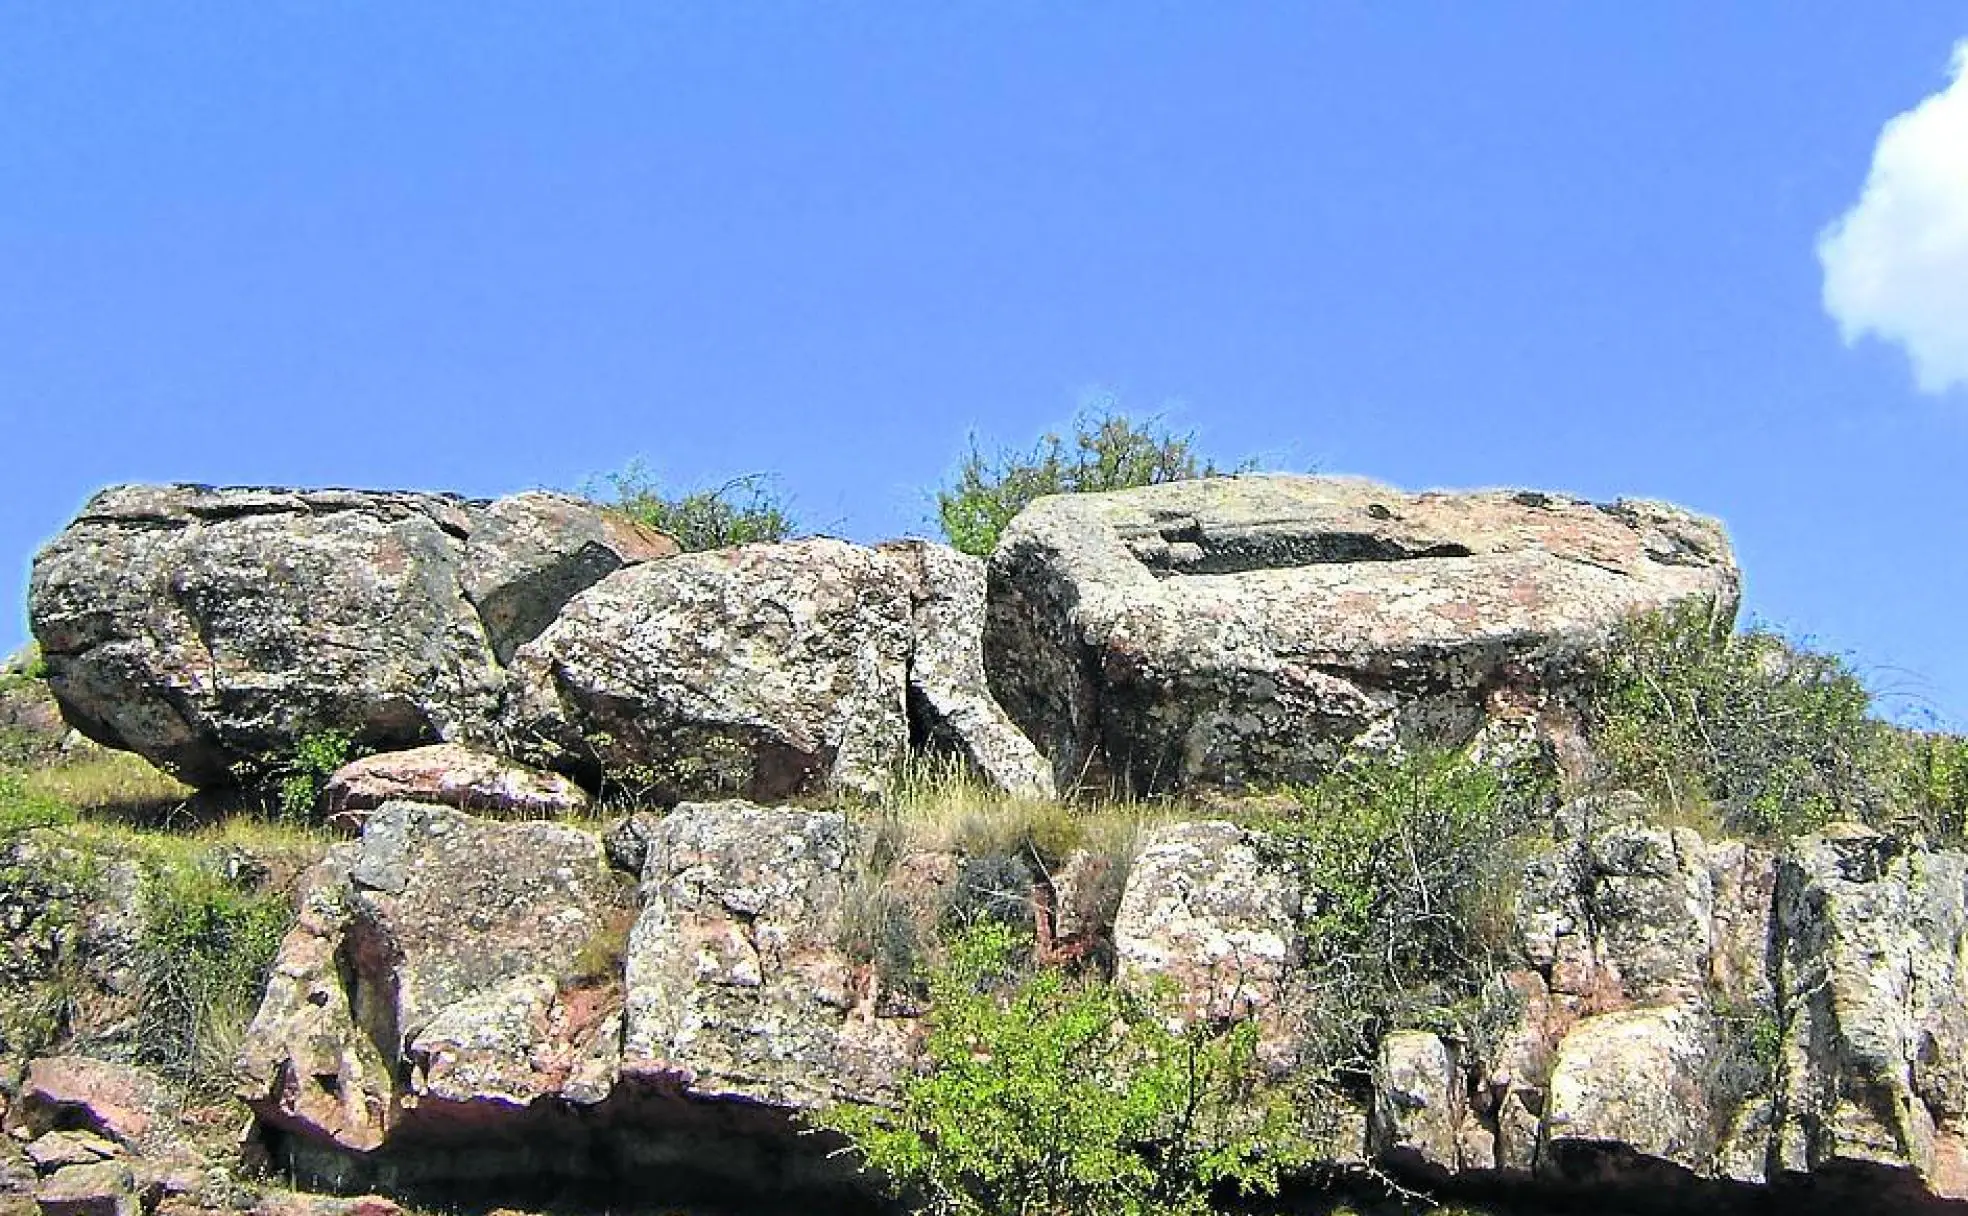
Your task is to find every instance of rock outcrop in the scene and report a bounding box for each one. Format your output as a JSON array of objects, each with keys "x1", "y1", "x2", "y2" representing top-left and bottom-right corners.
[
  {"x1": 239, "y1": 802, "x2": 629, "y2": 1160},
  {"x1": 986, "y1": 474, "x2": 1738, "y2": 793},
  {"x1": 34, "y1": 473, "x2": 1968, "y2": 1215},
  {"x1": 1773, "y1": 827, "x2": 1968, "y2": 1200},
  {"x1": 214, "y1": 789, "x2": 1968, "y2": 1212},
  {"x1": 28, "y1": 486, "x2": 676, "y2": 786},
  {"x1": 237, "y1": 800, "x2": 902, "y2": 1205}
]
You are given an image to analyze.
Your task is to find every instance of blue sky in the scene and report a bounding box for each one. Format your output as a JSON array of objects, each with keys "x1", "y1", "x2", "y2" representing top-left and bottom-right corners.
[{"x1": 4, "y1": 4, "x2": 1966, "y2": 727}]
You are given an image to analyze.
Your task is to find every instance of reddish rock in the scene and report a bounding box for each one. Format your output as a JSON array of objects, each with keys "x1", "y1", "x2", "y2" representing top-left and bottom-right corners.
[
  {"x1": 322, "y1": 744, "x2": 589, "y2": 827},
  {"x1": 18, "y1": 1060, "x2": 171, "y2": 1156}
]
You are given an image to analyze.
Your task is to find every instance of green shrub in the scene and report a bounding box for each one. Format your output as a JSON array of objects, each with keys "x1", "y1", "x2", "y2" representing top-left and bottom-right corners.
[
  {"x1": 277, "y1": 729, "x2": 356, "y2": 821},
  {"x1": 1883, "y1": 727, "x2": 1968, "y2": 845},
  {"x1": 817, "y1": 921, "x2": 1307, "y2": 1216},
  {"x1": 1705, "y1": 995, "x2": 1782, "y2": 1145},
  {"x1": 135, "y1": 853, "x2": 291, "y2": 1094},
  {"x1": 589, "y1": 460, "x2": 797, "y2": 551},
  {"x1": 1253, "y1": 750, "x2": 1550, "y2": 1087},
  {"x1": 937, "y1": 407, "x2": 1244, "y2": 557},
  {"x1": 1585, "y1": 604, "x2": 1894, "y2": 839}
]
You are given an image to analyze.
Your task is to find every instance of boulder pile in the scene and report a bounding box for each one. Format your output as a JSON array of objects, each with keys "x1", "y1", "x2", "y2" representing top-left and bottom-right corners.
[{"x1": 27, "y1": 474, "x2": 1966, "y2": 1213}]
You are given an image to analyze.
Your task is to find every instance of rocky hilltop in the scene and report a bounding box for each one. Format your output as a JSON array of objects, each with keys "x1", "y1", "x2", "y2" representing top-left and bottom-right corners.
[{"x1": 6, "y1": 474, "x2": 1964, "y2": 1216}]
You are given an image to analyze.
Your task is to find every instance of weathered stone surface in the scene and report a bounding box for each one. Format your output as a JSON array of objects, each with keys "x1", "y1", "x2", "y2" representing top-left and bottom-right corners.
[
  {"x1": 0, "y1": 676, "x2": 65, "y2": 765},
  {"x1": 239, "y1": 803, "x2": 627, "y2": 1150},
  {"x1": 461, "y1": 492, "x2": 678, "y2": 664},
  {"x1": 236, "y1": 846, "x2": 397, "y2": 1152},
  {"x1": 32, "y1": 1161, "x2": 138, "y2": 1216},
  {"x1": 1774, "y1": 826, "x2": 1968, "y2": 1198},
  {"x1": 879, "y1": 540, "x2": 1056, "y2": 800},
  {"x1": 1371, "y1": 1030, "x2": 1464, "y2": 1177},
  {"x1": 1113, "y1": 821, "x2": 1300, "y2": 1024},
  {"x1": 622, "y1": 802, "x2": 916, "y2": 1108},
  {"x1": 1542, "y1": 1005, "x2": 1717, "y2": 1178},
  {"x1": 16, "y1": 1060, "x2": 177, "y2": 1158},
  {"x1": 240, "y1": 800, "x2": 902, "y2": 1203},
  {"x1": 321, "y1": 744, "x2": 589, "y2": 825},
  {"x1": 1517, "y1": 795, "x2": 1721, "y2": 1011},
  {"x1": 22, "y1": 1133, "x2": 115, "y2": 1174},
  {"x1": 505, "y1": 539, "x2": 912, "y2": 802},
  {"x1": 28, "y1": 485, "x2": 673, "y2": 787},
  {"x1": 986, "y1": 475, "x2": 1738, "y2": 793}
]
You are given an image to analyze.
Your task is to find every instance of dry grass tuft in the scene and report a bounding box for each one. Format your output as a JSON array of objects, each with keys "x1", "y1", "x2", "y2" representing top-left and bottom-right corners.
[
  {"x1": 23, "y1": 749, "x2": 194, "y2": 820},
  {"x1": 879, "y1": 755, "x2": 1174, "y2": 862}
]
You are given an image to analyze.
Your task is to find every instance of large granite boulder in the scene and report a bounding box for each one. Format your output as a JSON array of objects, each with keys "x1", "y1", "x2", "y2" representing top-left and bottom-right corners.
[
  {"x1": 505, "y1": 538, "x2": 1049, "y2": 803},
  {"x1": 28, "y1": 486, "x2": 675, "y2": 786},
  {"x1": 503, "y1": 539, "x2": 913, "y2": 802},
  {"x1": 986, "y1": 475, "x2": 1738, "y2": 794}
]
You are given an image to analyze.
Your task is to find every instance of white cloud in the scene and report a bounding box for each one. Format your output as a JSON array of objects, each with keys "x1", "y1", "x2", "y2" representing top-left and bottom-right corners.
[{"x1": 1819, "y1": 39, "x2": 1968, "y2": 394}]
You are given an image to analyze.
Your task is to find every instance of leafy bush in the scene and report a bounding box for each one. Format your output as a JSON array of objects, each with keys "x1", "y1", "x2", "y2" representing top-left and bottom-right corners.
[
  {"x1": 817, "y1": 921, "x2": 1306, "y2": 1216},
  {"x1": 277, "y1": 729, "x2": 355, "y2": 821},
  {"x1": 590, "y1": 460, "x2": 797, "y2": 551},
  {"x1": 1252, "y1": 750, "x2": 1550, "y2": 1088},
  {"x1": 1585, "y1": 604, "x2": 1896, "y2": 839},
  {"x1": 937, "y1": 408, "x2": 1243, "y2": 557},
  {"x1": 1882, "y1": 727, "x2": 1968, "y2": 845},
  {"x1": 136, "y1": 853, "x2": 291, "y2": 1094}
]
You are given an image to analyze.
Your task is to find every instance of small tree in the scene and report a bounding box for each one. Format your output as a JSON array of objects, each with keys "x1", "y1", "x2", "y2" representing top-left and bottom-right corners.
[
  {"x1": 937, "y1": 408, "x2": 1240, "y2": 557},
  {"x1": 816, "y1": 922, "x2": 1306, "y2": 1216},
  {"x1": 590, "y1": 460, "x2": 797, "y2": 551}
]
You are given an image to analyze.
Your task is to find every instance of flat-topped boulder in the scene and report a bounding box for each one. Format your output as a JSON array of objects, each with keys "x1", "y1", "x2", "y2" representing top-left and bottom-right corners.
[
  {"x1": 986, "y1": 474, "x2": 1739, "y2": 794},
  {"x1": 28, "y1": 485, "x2": 676, "y2": 787}
]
